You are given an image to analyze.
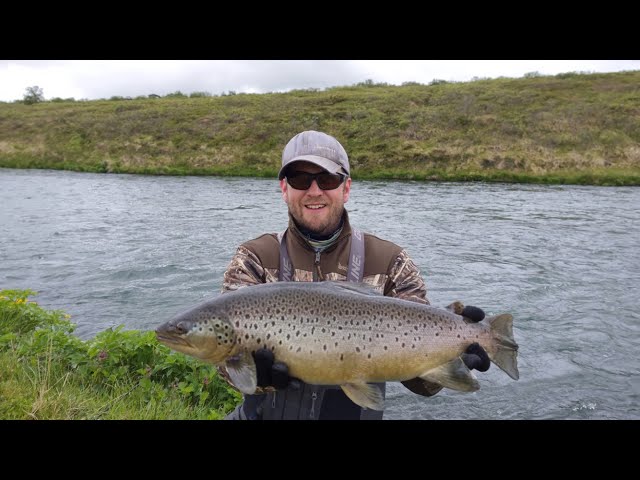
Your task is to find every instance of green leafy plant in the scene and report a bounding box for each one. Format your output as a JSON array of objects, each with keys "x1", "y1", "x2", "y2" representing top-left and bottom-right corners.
[{"x1": 0, "y1": 289, "x2": 241, "y2": 419}]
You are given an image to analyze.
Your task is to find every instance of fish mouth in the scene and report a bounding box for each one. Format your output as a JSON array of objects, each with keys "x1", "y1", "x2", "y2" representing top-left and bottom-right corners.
[{"x1": 155, "y1": 333, "x2": 190, "y2": 347}]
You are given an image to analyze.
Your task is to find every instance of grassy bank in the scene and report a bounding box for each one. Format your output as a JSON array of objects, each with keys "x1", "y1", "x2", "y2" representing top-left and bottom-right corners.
[
  {"x1": 1, "y1": 71, "x2": 639, "y2": 185},
  {"x1": 0, "y1": 289, "x2": 241, "y2": 419}
]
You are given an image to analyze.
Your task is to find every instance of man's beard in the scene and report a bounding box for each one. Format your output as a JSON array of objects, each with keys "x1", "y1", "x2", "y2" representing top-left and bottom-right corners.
[{"x1": 291, "y1": 207, "x2": 344, "y2": 237}]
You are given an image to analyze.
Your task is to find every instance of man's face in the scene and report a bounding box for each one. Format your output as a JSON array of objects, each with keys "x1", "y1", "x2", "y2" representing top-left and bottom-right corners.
[{"x1": 280, "y1": 161, "x2": 351, "y2": 236}]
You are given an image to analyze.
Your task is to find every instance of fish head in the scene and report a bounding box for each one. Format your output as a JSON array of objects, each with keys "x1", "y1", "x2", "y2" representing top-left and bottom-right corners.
[{"x1": 155, "y1": 302, "x2": 235, "y2": 364}]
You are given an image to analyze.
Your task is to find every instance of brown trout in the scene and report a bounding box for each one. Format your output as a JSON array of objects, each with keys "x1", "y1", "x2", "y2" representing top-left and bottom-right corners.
[{"x1": 155, "y1": 281, "x2": 519, "y2": 410}]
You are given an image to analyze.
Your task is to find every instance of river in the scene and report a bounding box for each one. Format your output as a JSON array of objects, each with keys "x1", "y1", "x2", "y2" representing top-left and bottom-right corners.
[{"x1": 1, "y1": 168, "x2": 638, "y2": 419}]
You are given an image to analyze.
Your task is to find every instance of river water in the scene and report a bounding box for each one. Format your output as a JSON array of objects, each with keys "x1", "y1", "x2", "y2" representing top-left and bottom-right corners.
[{"x1": 1, "y1": 168, "x2": 638, "y2": 419}]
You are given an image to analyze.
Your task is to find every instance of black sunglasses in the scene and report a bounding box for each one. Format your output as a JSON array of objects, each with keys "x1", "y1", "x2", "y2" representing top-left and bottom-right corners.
[{"x1": 286, "y1": 171, "x2": 346, "y2": 190}]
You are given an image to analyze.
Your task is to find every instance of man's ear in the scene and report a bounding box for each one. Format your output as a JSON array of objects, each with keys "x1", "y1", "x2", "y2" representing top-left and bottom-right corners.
[
  {"x1": 280, "y1": 178, "x2": 288, "y2": 202},
  {"x1": 343, "y1": 177, "x2": 352, "y2": 203}
]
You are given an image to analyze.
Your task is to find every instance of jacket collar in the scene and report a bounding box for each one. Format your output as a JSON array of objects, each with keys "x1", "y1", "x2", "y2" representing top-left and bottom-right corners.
[{"x1": 287, "y1": 209, "x2": 353, "y2": 252}]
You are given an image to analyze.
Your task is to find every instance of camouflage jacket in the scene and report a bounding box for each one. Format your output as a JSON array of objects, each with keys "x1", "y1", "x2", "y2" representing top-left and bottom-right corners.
[{"x1": 222, "y1": 210, "x2": 429, "y2": 303}]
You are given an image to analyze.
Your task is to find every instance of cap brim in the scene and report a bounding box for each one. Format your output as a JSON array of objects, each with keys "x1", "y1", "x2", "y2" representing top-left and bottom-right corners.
[{"x1": 278, "y1": 155, "x2": 345, "y2": 179}]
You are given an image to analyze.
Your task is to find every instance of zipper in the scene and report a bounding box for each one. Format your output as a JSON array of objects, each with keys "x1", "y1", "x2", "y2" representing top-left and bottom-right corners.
[
  {"x1": 313, "y1": 250, "x2": 321, "y2": 281},
  {"x1": 310, "y1": 391, "x2": 318, "y2": 419}
]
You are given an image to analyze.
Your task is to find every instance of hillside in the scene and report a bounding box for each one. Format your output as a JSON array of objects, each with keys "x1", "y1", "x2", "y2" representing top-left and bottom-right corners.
[{"x1": 1, "y1": 71, "x2": 639, "y2": 185}]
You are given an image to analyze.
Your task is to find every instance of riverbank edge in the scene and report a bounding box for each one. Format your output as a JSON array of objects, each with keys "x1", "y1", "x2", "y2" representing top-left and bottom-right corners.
[{"x1": 2, "y1": 161, "x2": 638, "y2": 186}]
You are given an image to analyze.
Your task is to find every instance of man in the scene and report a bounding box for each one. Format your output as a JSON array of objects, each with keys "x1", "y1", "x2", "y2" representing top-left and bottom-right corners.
[{"x1": 222, "y1": 130, "x2": 490, "y2": 420}]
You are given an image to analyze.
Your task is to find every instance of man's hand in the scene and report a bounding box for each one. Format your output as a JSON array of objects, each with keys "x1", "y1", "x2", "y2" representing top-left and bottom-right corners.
[
  {"x1": 461, "y1": 342, "x2": 490, "y2": 372},
  {"x1": 225, "y1": 348, "x2": 295, "y2": 420},
  {"x1": 461, "y1": 305, "x2": 485, "y2": 323},
  {"x1": 253, "y1": 348, "x2": 297, "y2": 390}
]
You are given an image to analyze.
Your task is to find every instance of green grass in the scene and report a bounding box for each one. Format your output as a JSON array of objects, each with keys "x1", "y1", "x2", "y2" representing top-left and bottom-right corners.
[
  {"x1": 0, "y1": 289, "x2": 242, "y2": 420},
  {"x1": 1, "y1": 70, "x2": 639, "y2": 185}
]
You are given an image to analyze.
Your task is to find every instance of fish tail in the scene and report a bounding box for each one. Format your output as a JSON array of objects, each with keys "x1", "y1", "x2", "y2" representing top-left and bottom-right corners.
[{"x1": 487, "y1": 313, "x2": 519, "y2": 380}]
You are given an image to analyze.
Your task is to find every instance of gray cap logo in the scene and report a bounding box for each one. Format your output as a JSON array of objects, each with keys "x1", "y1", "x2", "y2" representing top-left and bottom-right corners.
[{"x1": 278, "y1": 130, "x2": 350, "y2": 179}]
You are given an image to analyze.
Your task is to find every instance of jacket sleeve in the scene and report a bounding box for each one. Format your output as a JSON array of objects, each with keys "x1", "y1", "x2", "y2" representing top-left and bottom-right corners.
[
  {"x1": 386, "y1": 249, "x2": 430, "y2": 305},
  {"x1": 221, "y1": 245, "x2": 266, "y2": 293}
]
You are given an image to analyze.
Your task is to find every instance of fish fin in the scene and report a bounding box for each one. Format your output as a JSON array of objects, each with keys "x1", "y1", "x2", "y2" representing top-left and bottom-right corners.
[
  {"x1": 325, "y1": 281, "x2": 383, "y2": 296},
  {"x1": 487, "y1": 313, "x2": 520, "y2": 380},
  {"x1": 419, "y1": 357, "x2": 480, "y2": 392},
  {"x1": 401, "y1": 378, "x2": 444, "y2": 397},
  {"x1": 225, "y1": 350, "x2": 258, "y2": 394},
  {"x1": 340, "y1": 383, "x2": 385, "y2": 410}
]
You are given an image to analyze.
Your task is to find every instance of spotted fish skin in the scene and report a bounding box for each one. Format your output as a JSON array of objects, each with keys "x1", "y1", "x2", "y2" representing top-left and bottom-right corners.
[{"x1": 156, "y1": 281, "x2": 519, "y2": 391}]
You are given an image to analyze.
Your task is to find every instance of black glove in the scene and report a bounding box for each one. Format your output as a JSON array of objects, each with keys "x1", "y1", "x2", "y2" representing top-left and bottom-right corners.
[
  {"x1": 225, "y1": 349, "x2": 293, "y2": 420},
  {"x1": 462, "y1": 305, "x2": 485, "y2": 322},
  {"x1": 253, "y1": 348, "x2": 296, "y2": 389},
  {"x1": 461, "y1": 342, "x2": 490, "y2": 372},
  {"x1": 460, "y1": 305, "x2": 490, "y2": 372}
]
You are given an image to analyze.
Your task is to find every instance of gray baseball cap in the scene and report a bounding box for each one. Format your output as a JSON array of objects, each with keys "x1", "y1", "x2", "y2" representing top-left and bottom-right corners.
[{"x1": 278, "y1": 130, "x2": 350, "y2": 179}]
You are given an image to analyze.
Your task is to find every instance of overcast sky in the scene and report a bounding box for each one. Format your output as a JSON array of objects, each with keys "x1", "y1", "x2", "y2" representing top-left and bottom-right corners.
[{"x1": 1, "y1": 60, "x2": 638, "y2": 102}]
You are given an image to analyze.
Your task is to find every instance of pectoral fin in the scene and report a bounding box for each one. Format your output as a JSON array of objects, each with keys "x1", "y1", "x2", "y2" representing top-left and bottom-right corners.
[
  {"x1": 419, "y1": 357, "x2": 480, "y2": 392},
  {"x1": 225, "y1": 350, "x2": 257, "y2": 394},
  {"x1": 341, "y1": 383, "x2": 385, "y2": 410},
  {"x1": 401, "y1": 378, "x2": 444, "y2": 397}
]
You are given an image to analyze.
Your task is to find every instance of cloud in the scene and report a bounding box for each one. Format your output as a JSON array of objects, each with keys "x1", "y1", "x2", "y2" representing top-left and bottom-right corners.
[{"x1": 1, "y1": 60, "x2": 638, "y2": 102}]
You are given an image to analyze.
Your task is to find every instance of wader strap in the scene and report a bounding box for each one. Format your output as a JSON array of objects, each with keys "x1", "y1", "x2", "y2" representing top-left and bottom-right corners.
[
  {"x1": 277, "y1": 231, "x2": 293, "y2": 282},
  {"x1": 346, "y1": 227, "x2": 364, "y2": 283}
]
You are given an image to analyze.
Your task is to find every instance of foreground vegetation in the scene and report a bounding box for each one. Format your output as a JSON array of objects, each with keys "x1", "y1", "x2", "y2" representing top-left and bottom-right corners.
[
  {"x1": 1, "y1": 71, "x2": 639, "y2": 185},
  {"x1": 0, "y1": 289, "x2": 241, "y2": 419}
]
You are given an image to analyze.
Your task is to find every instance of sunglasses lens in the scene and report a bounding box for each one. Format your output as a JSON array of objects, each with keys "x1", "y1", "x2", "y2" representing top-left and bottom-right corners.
[
  {"x1": 287, "y1": 173, "x2": 345, "y2": 190},
  {"x1": 287, "y1": 174, "x2": 312, "y2": 190},
  {"x1": 317, "y1": 174, "x2": 344, "y2": 190}
]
